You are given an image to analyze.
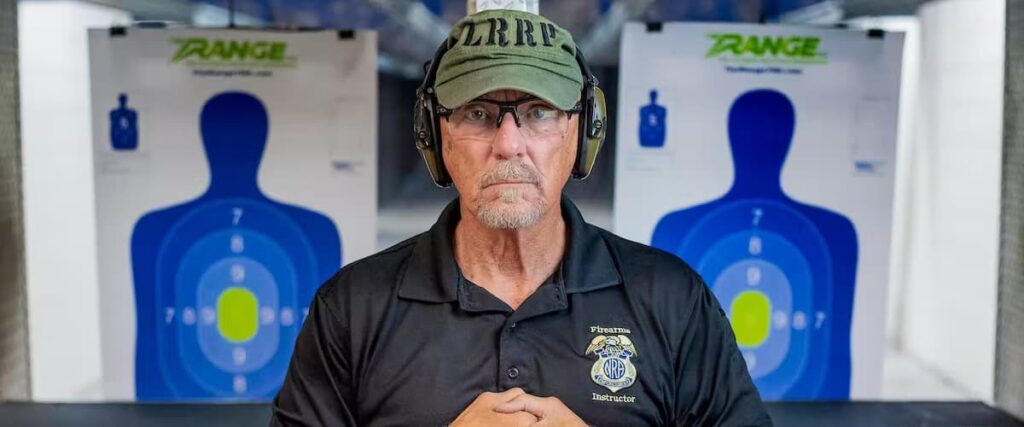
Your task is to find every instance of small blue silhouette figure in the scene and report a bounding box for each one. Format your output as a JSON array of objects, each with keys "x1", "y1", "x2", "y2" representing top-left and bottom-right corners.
[
  {"x1": 110, "y1": 93, "x2": 139, "y2": 150},
  {"x1": 131, "y1": 91, "x2": 342, "y2": 401},
  {"x1": 651, "y1": 89, "x2": 858, "y2": 400},
  {"x1": 639, "y1": 89, "x2": 666, "y2": 148}
]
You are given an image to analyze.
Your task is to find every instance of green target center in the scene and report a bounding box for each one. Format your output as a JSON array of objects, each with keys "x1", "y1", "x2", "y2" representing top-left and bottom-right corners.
[
  {"x1": 729, "y1": 290, "x2": 771, "y2": 347},
  {"x1": 217, "y1": 287, "x2": 258, "y2": 343}
]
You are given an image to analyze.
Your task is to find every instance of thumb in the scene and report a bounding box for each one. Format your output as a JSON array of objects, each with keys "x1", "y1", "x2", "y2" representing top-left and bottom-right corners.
[{"x1": 494, "y1": 394, "x2": 545, "y2": 418}]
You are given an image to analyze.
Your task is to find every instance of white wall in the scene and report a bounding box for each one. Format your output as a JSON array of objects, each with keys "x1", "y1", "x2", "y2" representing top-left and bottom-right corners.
[
  {"x1": 18, "y1": 0, "x2": 131, "y2": 401},
  {"x1": 845, "y1": 14, "x2": 922, "y2": 352},
  {"x1": 899, "y1": 0, "x2": 1005, "y2": 402}
]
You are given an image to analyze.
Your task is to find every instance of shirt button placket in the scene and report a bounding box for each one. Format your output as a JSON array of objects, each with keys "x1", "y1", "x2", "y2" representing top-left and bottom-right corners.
[{"x1": 499, "y1": 320, "x2": 522, "y2": 388}]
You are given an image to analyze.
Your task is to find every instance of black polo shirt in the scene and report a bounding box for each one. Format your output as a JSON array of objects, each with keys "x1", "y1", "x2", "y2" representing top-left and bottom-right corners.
[{"x1": 271, "y1": 196, "x2": 771, "y2": 426}]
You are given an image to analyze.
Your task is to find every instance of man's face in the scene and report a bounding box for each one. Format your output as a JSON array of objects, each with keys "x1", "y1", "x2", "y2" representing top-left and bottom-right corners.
[{"x1": 441, "y1": 89, "x2": 579, "y2": 229}]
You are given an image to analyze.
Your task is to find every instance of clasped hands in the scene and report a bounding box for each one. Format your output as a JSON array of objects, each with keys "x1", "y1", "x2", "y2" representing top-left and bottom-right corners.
[{"x1": 450, "y1": 388, "x2": 587, "y2": 427}]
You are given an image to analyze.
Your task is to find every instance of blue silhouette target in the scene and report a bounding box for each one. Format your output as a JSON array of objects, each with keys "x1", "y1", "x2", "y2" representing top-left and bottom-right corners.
[
  {"x1": 110, "y1": 93, "x2": 139, "y2": 150},
  {"x1": 651, "y1": 89, "x2": 858, "y2": 399},
  {"x1": 639, "y1": 89, "x2": 666, "y2": 148},
  {"x1": 131, "y1": 92, "x2": 342, "y2": 400}
]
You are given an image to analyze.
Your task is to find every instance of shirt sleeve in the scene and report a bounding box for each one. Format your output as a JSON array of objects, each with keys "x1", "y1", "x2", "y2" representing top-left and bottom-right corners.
[
  {"x1": 270, "y1": 291, "x2": 358, "y2": 427},
  {"x1": 673, "y1": 279, "x2": 773, "y2": 427}
]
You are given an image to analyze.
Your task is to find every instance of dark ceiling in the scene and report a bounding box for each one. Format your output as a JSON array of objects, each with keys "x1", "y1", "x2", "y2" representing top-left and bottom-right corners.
[
  {"x1": 194, "y1": 0, "x2": 822, "y2": 29},
  {"x1": 80, "y1": 0, "x2": 923, "y2": 74}
]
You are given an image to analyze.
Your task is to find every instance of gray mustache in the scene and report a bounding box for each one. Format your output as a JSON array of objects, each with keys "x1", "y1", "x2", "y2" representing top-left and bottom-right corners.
[{"x1": 479, "y1": 161, "x2": 541, "y2": 188}]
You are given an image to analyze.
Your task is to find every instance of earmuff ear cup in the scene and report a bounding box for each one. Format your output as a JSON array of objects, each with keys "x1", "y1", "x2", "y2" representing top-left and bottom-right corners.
[
  {"x1": 572, "y1": 86, "x2": 608, "y2": 179},
  {"x1": 414, "y1": 42, "x2": 453, "y2": 188},
  {"x1": 413, "y1": 95, "x2": 452, "y2": 187}
]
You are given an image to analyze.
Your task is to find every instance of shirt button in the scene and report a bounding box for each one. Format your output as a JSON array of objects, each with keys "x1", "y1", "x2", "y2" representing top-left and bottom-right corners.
[
  {"x1": 507, "y1": 367, "x2": 520, "y2": 379},
  {"x1": 510, "y1": 321, "x2": 517, "y2": 329}
]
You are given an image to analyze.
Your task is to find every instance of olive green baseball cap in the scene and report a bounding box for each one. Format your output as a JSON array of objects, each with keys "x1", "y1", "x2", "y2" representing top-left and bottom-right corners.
[{"x1": 434, "y1": 9, "x2": 583, "y2": 110}]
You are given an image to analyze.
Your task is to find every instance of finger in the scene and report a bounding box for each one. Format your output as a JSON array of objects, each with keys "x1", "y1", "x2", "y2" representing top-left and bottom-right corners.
[
  {"x1": 476, "y1": 387, "x2": 523, "y2": 404},
  {"x1": 494, "y1": 394, "x2": 546, "y2": 418},
  {"x1": 510, "y1": 410, "x2": 541, "y2": 425},
  {"x1": 472, "y1": 391, "x2": 497, "y2": 403},
  {"x1": 497, "y1": 387, "x2": 527, "y2": 399}
]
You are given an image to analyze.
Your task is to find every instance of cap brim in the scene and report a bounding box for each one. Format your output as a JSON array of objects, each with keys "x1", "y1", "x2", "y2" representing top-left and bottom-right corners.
[{"x1": 435, "y1": 63, "x2": 582, "y2": 110}]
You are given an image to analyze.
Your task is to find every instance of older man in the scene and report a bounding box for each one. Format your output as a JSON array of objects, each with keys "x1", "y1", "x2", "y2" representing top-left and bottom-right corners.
[{"x1": 271, "y1": 9, "x2": 771, "y2": 427}]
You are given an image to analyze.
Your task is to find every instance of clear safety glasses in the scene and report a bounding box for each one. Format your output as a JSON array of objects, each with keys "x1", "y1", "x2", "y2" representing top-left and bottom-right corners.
[{"x1": 437, "y1": 96, "x2": 582, "y2": 140}]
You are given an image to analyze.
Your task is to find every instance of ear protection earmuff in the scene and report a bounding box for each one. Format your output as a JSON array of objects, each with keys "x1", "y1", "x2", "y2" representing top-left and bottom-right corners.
[{"x1": 413, "y1": 42, "x2": 608, "y2": 188}]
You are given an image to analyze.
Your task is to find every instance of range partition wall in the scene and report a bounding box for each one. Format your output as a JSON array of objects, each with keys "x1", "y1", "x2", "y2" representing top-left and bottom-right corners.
[
  {"x1": 997, "y1": 0, "x2": 1024, "y2": 421},
  {"x1": 0, "y1": 0, "x2": 30, "y2": 401}
]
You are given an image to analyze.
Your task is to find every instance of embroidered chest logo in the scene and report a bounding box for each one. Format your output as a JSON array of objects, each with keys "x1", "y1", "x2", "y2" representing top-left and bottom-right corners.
[{"x1": 585, "y1": 335, "x2": 638, "y2": 393}]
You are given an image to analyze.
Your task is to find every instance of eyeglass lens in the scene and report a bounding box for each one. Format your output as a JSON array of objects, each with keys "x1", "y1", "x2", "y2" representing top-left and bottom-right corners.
[{"x1": 445, "y1": 98, "x2": 570, "y2": 139}]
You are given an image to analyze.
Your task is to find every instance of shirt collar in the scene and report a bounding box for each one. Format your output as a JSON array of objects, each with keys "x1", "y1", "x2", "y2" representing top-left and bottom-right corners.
[{"x1": 397, "y1": 194, "x2": 623, "y2": 303}]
